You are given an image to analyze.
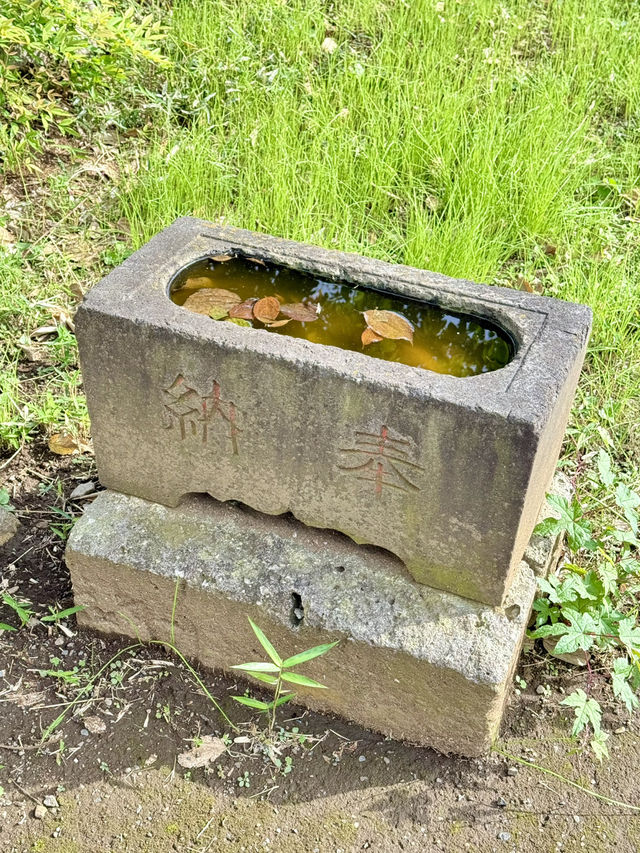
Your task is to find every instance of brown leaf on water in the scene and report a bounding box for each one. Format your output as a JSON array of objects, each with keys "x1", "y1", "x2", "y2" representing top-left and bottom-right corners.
[
  {"x1": 363, "y1": 310, "x2": 414, "y2": 343},
  {"x1": 177, "y1": 736, "x2": 227, "y2": 769},
  {"x1": 226, "y1": 318, "x2": 252, "y2": 327},
  {"x1": 361, "y1": 327, "x2": 383, "y2": 347},
  {"x1": 49, "y1": 433, "x2": 79, "y2": 455},
  {"x1": 211, "y1": 254, "x2": 233, "y2": 263},
  {"x1": 245, "y1": 256, "x2": 266, "y2": 266},
  {"x1": 183, "y1": 288, "x2": 242, "y2": 315},
  {"x1": 280, "y1": 302, "x2": 319, "y2": 322},
  {"x1": 229, "y1": 298, "x2": 258, "y2": 320},
  {"x1": 267, "y1": 319, "x2": 292, "y2": 328},
  {"x1": 172, "y1": 276, "x2": 212, "y2": 297},
  {"x1": 253, "y1": 296, "x2": 281, "y2": 323}
]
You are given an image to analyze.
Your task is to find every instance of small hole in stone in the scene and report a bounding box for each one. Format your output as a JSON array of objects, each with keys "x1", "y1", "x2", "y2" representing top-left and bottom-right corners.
[
  {"x1": 335, "y1": 565, "x2": 345, "y2": 573},
  {"x1": 290, "y1": 592, "x2": 304, "y2": 627},
  {"x1": 504, "y1": 604, "x2": 521, "y2": 621}
]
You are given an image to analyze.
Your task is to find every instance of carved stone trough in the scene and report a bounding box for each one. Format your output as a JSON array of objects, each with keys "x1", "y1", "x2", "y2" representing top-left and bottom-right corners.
[
  {"x1": 74, "y1": 218, "x2": 591, "y2": 606},
  {"x1": 66, "y1": 217, "x2": 591, "y2": 754}
]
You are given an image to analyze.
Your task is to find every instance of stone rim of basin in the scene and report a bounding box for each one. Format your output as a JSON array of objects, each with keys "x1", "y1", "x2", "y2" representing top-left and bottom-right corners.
[
  {"x1": 78, "y1": 217, "x2": 592, "y2": 429},
  {"x1": 80, "y1": 217, "x2": 592, "y2": 429}
]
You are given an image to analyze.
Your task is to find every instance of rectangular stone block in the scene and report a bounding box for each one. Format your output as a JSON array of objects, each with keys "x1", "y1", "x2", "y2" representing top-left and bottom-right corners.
[
  {"x1": 66, "y1": 490, "x2": 547, "y2": 756},
  {"x1": 75, "y1": 218, "x2": 590, "y2": 605}
]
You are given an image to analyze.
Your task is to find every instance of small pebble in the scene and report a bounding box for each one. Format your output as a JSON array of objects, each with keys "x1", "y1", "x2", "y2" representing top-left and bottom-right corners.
[
  {"x1": 43, "y1": 795, "x2": 59, "y2": 809},
  {"x1": 498, "y1": 832, "x2": 511, "y2": 842},
  {"x1": 34, "y1": 805, "x2": 47, "y2": 820},
  {"x1": 536, "y1": 685, "x2": 547, "y2": 695},
  {"x1": 70, "y1": 481, "x2": 97, "y2": 500},
  {"x1": 507, "y1": 766, "x2": 518, "y2": 777}
]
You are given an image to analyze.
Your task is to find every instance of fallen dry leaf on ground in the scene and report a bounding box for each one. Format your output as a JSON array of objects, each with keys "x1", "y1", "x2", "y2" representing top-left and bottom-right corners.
[
  {"x1": 177, "y1": 735, "x2": 227, "y2": 769},
  {"x1": 48, "y1": 433, "x2": 80, "y2": 455}
]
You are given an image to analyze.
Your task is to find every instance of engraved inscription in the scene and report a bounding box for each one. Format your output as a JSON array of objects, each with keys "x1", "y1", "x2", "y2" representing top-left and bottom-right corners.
[
  {"x1": 339, "y1": 425, "x2": 423, "y2": 497},
  {"x1": 162, "y1": 374, "x2": 241, "y2": 453}
]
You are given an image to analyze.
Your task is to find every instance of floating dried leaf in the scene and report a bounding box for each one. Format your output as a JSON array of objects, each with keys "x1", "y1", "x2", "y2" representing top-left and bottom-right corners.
[
  {"x1": 229, "y1": 298, "x2": 258, "y2": 320},
  {"x1": 172, "y1": 276, "x2": 212, "y2": 296},
  {"x1": 361, "y1": 327, "x2": 383, "y2": 346},
  {"x1": 183, "y1": 288, "x2": 241, "y2": 315},
  {"x1": 209, "y1": 307, "x2": 229, "y2": 321},
  {"x1": 211, "y1": 254, "x2": 233, "y2": 263},
  {"x1": 49, "y1": 433, "x2": 79, "y2": 455},
  {"x1": 267, "y1": 319, "x2": 292, "y2": 328},
  {"x1": 363, "y1": 309, "x2": 414, "y2": 343},
  {"x1": 177, "y1": 735, "x2": 227, "y2": 769},
  {"x1": 253, "y1": 296, "x2": 281, "y2": 323},
  {"x1": 245, "y1": 256, "x2": 266, "y2": 266},
  {"x1": 226, "y1": 318, "x2": 252, "y2": 327},
  {"x1": 280, "y1": 302, "x2": 319, "y2": 322}
]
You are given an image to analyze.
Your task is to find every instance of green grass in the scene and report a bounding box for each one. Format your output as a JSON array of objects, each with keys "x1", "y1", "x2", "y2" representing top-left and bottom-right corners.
[
  {"x1": 122, "y1": 0, "x2": 640, "y2": 471},
  {"x1": 2, "y1": 0, "x2": 640, "y2": 474}
]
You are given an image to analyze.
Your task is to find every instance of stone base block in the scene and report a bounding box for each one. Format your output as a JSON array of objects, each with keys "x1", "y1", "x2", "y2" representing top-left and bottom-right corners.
[{"x1": 65, "y1": 490, "x2": 559, "y2": 756}]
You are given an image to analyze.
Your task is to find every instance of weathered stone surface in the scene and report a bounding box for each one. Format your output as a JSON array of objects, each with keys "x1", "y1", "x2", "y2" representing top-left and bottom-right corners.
[
  {"x1": 0, "y1": 506, "x2": 18, "y2": 547},
  {"x1": 66, "y1": 489, "x2": 561, "y2": 756},
  {"x1": 75, "y1": 218, "x2": 591, "y2": 605}
]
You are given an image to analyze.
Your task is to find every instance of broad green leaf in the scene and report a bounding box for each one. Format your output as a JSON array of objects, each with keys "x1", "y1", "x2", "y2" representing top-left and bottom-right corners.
[
  {"x1": 621, "y1": 557, "x2": 640, "y2": 576},
  {"x1": 617, "y1": 616, "x2": 640, "y2": 654},
  {"x1": 561, "y1": 689, "x2": 602, "y2": 736},
  {"x1": 248, "y1": 672, "x2": 278, "y2": 685},
  {"x1": 612, "y1": 658, "x2": 639, "y2": 713},
  {"x1": 282, "y1": 641, "x2": 338, "y2": 668},
  {"x1": 248, "y1": 618, "x2": 281, "y2": 666},
  {"x1": 590, "y1": 729, "x2": 609, "y2": 762},
  {"x1": 595, "y1": 563, "x2": 618, "y2": 597},
  {"x1": 616, "y1": 484, "x2": 639, "y2": 534},
  {"x1": 553, "y1": 610, "x2": 596, "y2": 655},
  {"x1": 530, "y1": 622, "x2": 569, "y2": 639},
  {"x1": 531, "y1": 597, "x2": 553, "y2": 628},
  {"x1": 0, "y1": 622, "x2": 16, "y2": 632},
  {"x1": 597, "y1": 449, "x2": 615, "y2": 488},
  {"x1": 537, "y1": 576, "x2": 563, "y2": 604},
  {"x1": 535, "y1": 496, "x2": 596, "y2": 552},
  {"x1": 273, "y1": 694, "x2": 295, "y2": 708},
  {"x1": 280, "y1": 672, "x2": 327, "y2": 689},
  {"x1": 230, "y1": 662, "x2": 280, "y2": 673},
  {"x1": 232, "y1": 696, "x2": 271, "y2": 710}
]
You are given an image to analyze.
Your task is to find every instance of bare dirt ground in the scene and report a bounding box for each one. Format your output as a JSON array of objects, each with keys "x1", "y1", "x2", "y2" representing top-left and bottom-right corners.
[{"x1": 1, "y1": 446, "x2": 640, "y2": 853}]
